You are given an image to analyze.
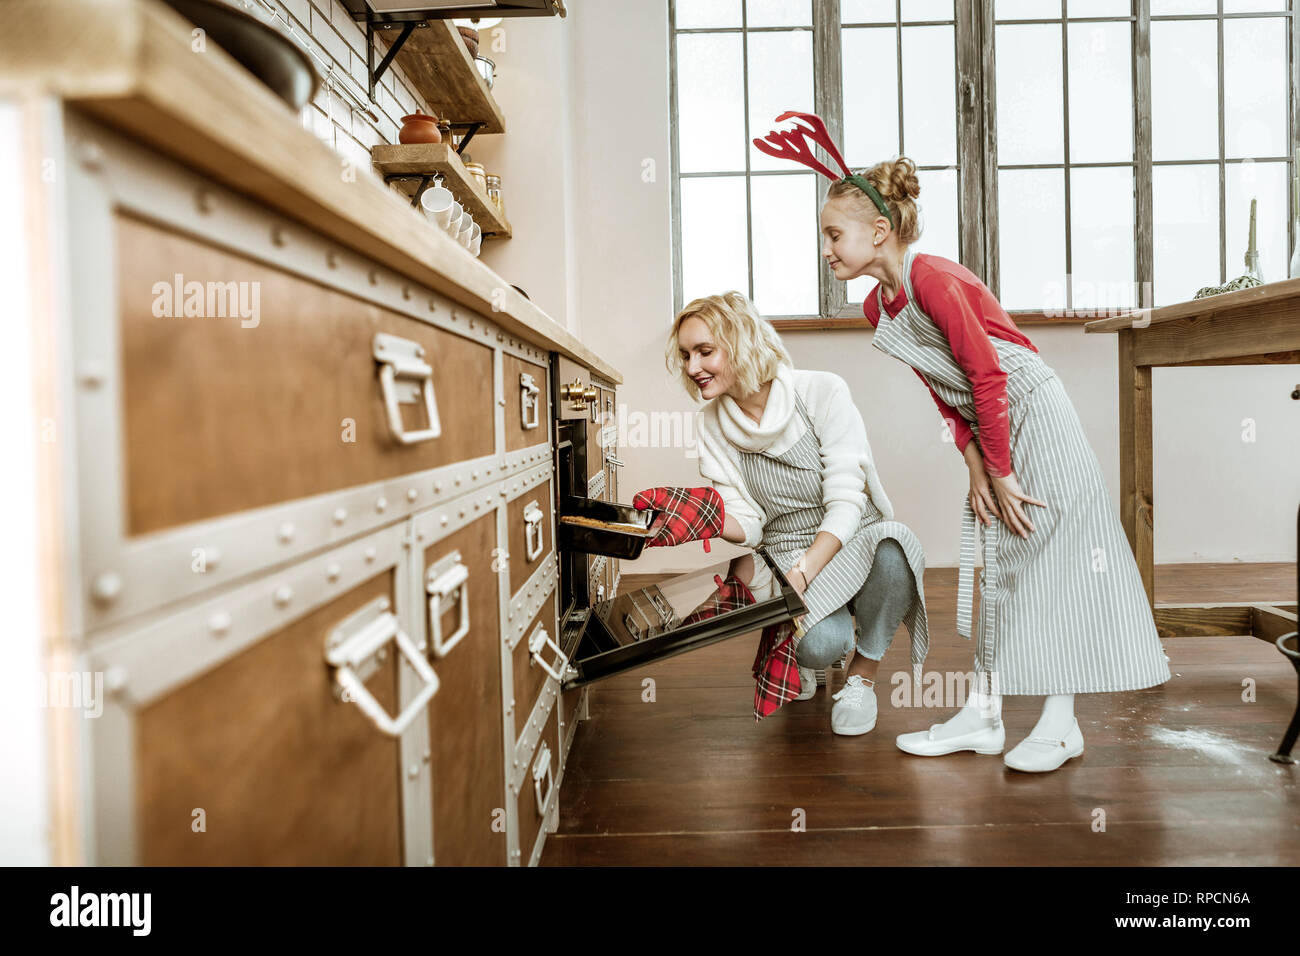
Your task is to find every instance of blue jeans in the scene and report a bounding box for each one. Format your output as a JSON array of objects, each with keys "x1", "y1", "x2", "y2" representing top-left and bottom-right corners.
[{"x1": 794, "y1": 537, "x2": 914, "y2": 669}]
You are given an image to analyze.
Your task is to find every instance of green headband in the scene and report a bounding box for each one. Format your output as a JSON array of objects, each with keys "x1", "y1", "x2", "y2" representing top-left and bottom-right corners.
[{"x1": 841, "y1": 174, "x2": 894, "y2": 228}]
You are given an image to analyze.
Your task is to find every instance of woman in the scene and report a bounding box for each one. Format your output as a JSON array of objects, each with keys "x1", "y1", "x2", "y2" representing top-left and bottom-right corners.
[
  {"x1": 657, "y1": 290, "x2": 931, "y2": 735},
  {"x1": 754, "y1": 112, "x2": 1170, "y2": 771}
]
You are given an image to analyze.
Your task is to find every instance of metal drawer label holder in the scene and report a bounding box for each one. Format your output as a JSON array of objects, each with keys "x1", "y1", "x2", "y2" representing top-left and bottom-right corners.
[
  {"x1": 519, "y1": 373, "x2": 540, "y2": 431},
  {"x1": 426, "y1": 552, "x2": 470, "y2": 658},
  {"x1": 523, "y1": 500, "x2": 545, "y2": 561},
  {"x1": 373, "y1": 332, "x2": 442, "y2": 445},
  {"x1": 326, "y1": 596, "x2": 439, "y2": 737},
  {"x1": 527, "y1": 623, "x2": 569, "y2": 683}
]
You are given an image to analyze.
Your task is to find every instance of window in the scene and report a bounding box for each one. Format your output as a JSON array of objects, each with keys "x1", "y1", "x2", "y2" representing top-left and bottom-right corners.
[{"x1": 668, "y1": 0, "x2": 1299, "y2": 322}]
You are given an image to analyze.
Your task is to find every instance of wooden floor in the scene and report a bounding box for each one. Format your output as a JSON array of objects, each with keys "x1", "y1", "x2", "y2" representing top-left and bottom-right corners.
[{"x1": 542, "y1": 562, "x2": 1300, "y2": 866}]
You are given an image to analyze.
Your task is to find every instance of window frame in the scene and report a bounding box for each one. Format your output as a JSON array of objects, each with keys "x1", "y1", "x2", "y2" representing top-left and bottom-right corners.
[{"x1": 667, "y1": 0, "x2": 1300, "y2": 327}]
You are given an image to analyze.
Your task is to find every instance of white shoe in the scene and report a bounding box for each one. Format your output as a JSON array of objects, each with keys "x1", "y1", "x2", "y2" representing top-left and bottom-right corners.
[
  {"x1": 830, "y1": 675, "x2": 877, "y2": 735},
  {"x1": 795, "y1": 666, "x2": 817, "y2": 701},
  {"x1": 895, "y1": 718, "x2": 1005, "y2": 756},
  {"x1": 1003, "y1": 718, "x2": 1084, "y2": 772}
]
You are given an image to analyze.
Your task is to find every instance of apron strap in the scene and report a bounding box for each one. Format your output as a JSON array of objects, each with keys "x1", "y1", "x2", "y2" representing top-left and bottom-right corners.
[{"x1": 957, "y1": 495, "x2": 999, "y2": 691}]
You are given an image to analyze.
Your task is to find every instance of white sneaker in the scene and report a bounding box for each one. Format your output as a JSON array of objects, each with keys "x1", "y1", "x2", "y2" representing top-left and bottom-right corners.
[
  {"x1": 795, "y1": 666, "x2": 817, "y2": 701},
  {"x1": 895, "y1": 719, "x2": 1005, "y2": 756},
  {"x1": 1003, "y1": 718, "x2": 1084, "y2": 772},
  {"x1": 830, "y1": 674, "x2": 877, "y2": 735}
]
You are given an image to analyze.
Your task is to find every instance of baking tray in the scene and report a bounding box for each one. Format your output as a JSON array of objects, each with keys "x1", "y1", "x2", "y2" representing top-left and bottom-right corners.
[{"x1": 557, "y1": 495, "x2": 656, "y2": 559}]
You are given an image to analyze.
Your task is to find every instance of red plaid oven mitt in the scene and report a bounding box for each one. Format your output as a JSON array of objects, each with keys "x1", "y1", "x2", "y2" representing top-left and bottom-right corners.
[
  {"x1": 631, "y1": 486, "x2": 725, "y2": 553},
  {"x1": 753, "y1": 620, "x2": 801, "y2": 720},
  {"x1": 680, "y1": 573, "x2": 755, "y2": 626}
]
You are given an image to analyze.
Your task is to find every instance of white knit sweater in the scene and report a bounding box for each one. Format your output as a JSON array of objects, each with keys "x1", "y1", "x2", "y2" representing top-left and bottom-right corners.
[{"x1": 695, "y1": 364, "x2": 895, "y2": 550}]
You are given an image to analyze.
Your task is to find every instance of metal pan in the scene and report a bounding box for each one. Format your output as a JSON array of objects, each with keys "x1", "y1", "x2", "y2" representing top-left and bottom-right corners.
[
  {"x1": 160, "y1": 0, "x2": 321, "y2": 110},
  {"x1": 557, "y1": 495, "x2": 656, "y2": 559}
]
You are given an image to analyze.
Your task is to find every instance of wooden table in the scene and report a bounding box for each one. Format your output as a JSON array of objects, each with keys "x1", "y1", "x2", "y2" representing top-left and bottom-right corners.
[{"x1": 1084, "y1": 283, "x2": 1299, "y2": 647}]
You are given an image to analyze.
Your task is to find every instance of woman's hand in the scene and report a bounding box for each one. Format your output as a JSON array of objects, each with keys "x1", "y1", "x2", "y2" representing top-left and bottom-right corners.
[
  {"x1": 986, "y1": 470, "x2": 1048, "y2": 539},
  {"x1": 787, "y1": 566, "x2": 808, "y2": 596}
]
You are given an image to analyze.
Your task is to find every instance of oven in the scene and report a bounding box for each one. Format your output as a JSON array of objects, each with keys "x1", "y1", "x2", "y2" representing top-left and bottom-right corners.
[{"x1": 548, "y1": 353, "x2": 807, "y2": 691}]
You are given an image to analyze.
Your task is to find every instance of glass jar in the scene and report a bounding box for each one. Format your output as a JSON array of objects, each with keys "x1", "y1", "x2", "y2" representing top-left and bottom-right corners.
[
  {"x1": 485, "y1": 173, "x2": 504, "y2": 218},
  {"x1": 464, "y1": 161, "x2": 487, "y2": 194}
]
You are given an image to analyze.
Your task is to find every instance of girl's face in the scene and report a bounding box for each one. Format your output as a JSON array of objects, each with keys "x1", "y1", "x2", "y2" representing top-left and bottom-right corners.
[
  {"x1": 820, "y1": 196, "x2": 885, "y2": 280},
  {"x1": 677, "y1": 316, "x2": 734, "y2": 400}
]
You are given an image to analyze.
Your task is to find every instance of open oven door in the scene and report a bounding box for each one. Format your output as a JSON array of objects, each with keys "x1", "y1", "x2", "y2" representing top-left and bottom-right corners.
[{"x1": 560, "y1": 547, "x2": 807, "y2": 690}]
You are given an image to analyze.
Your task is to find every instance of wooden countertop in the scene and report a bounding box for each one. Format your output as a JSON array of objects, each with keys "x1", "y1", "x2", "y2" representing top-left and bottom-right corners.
[
  {"x1": 0, "y1": 0, "x2": 621, "y2": 385},
  {"x1": 1083, "y1": 276, "x2": 1300, "y2": 334}
]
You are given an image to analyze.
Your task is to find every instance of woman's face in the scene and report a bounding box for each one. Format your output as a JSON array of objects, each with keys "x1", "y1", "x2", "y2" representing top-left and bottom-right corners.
[
  {"x1": 820, "y1": 196, "x2": 884, "y2": 280},
  {"x1": 677, "y1": 316, "x2": 734, "y2": 400}
]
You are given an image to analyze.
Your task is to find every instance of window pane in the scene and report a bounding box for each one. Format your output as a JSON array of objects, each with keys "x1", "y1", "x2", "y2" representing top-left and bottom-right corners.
[
  {"x1": 680, "y1": 176, "x2": 750, "y2": 304},
  {"x1": 752, "y1": 173, "x2": 819, "y2": 315},
  {"x1": 846, "y1": 166, "x2": 960, "y2": 304},
  {"x1": 901, "y1": 0, "x2": 954, "y2": 19},
  {"x1": 998, "y1": 168, "x2": 1067, "y2": 311},
  {"x1": 1150, "y1": 0, "x2": 1215, "y2": 13},
  {"x1": 675, "y1": 0, "x2": 743, "y2": 29},
  {"x1": 1067, "y1": 21, "x2": 1132, "y2": 164},
  {"x1": 1222, "y1": 0, "x2": 1286, "y2": 12},
  {"x1": 1067, "y1": 0, "x2": 1132, "y2": 15},
  {"x1": 1153, "y1": 163, "x2": 1219, "y2": 305},
  {"x1": 745, "y1": 0, "x2": 811, "y2": 27},
  {"x1": 996, "y1": 0, "x2": 1055, "y2": 19},
  {"x1": 748, "y1": 30, "x2": 814, "y2": 171},
  {"x1": 1070, "y1": 166, "x2": 1136, "y2": 312},
  {"x1": 1223, "y1": 16, "x2": 1287, "y2": 159},
  {"x1": 842, "y1": 0, "x2": 895, "y2": 23},
  {"x1": 902, "y1": 26, "x2": 957, "y2": 166},
  {"x1": 842, "y1": 27, "x2": 900, "y2": 167},
  {"x1": 677, "y1": 34, "x2": 747, "y2": 173},
  {"x1": 1151, "y1": 20, "x2": 1218, "y2": 161},
  {"x1": 1226, "y1": 161, "x2": 1287, "y2": 283},
  {"x1": 995, "y1": 24, "x2": 1064, "y2": 165}
]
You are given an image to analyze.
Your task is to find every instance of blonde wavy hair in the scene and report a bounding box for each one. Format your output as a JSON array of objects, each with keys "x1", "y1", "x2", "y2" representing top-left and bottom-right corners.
[
  {"x1": 825, "y1": 155, "x2": 922, "y2": 244},
  {"x1": 666, "y1": 290, "x2": 792, "y2": 401}
]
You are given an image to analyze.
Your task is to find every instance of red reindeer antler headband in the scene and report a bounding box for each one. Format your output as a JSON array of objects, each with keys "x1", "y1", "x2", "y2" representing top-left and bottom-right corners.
[{"x1": 752, "y1": 110, "x2": 894, "y2": 228}]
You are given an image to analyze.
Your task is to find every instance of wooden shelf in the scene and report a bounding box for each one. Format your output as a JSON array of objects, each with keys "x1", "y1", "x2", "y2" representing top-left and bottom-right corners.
[
  {"x1": 371, "y1": 143, "x2": 512, "y2": 238},
  {"x1": 373, "y1": 20, "x2": 505, "y2": 135}
]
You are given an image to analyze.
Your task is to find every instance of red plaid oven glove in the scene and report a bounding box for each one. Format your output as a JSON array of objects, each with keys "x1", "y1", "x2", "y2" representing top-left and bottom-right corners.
[
  {"x1": 753, "y1": 620, "x2": 801, "y2": 720},
  {"x1": 631, "y1": 486, "x2": 725, "y2": 553},
  {"x1": 680, "y1": 573, "x2": 754, "y2": 627}
]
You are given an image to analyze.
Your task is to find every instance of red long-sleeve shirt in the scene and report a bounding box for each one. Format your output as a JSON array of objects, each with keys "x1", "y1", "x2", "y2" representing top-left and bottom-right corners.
[{"x1": 862, "y1": 253, "x2": 1039, "y2": 478}]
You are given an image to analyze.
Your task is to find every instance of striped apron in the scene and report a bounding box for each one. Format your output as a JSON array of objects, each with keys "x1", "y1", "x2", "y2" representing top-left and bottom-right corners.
[
  {"x1": 735, "y1": 389, "x2": 931, "y2": 673},
  {"x1": 870, "y1": 246, "x2": 1171, "y2": 696}
]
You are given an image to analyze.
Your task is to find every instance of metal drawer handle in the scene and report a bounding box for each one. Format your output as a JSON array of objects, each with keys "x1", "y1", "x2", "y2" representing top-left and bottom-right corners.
[
  {"x1": 373, "y1": 332, "x2": 442, "y2": 445},
  {"x1": 524, "y1": 500, "x2": 544, "y2": 561},
  {"x1": 606, "y1": 454, "x2": 625, "y2": 468},
  {"x1": 426, "y1": 555, "x2": 470, "y2": 658},
  {"x1": 527, "y1": 624, "x2": 569, "y2": 683},
  {"x1": 326, "y1": 608, "x2": 438, "y2": 737},
  {"x1": 520, "y1": 372, "x2": 540, "y2": 431},
  {"x1": 532, "y1": 741, "x2": 554, "y2": 816}
]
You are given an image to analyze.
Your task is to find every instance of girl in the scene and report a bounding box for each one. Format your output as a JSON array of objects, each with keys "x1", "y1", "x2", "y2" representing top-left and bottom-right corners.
[
  {"x1": 655, "y1": 290, "x2": 931, "y2": 734},
  {"x1": 755, "y1": 111, "x2": 1170, "y2": 771}
]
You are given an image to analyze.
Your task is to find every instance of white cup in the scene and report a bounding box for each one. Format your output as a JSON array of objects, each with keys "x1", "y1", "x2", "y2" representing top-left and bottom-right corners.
[
  {"x1": 469, "y1": 222, "x2": 482, "y2": 243},
  {"x1": 445, "y1": 202, "x2": 464, "y2": 237},
  {"x1": 457, "y1": 215, "x2": 475, "y2": 247},
  {"x1": 469, "y1": 233, "x2": 482, "y2": 257},
  {"x1": 420, "y1": 184, "x2": 454, "y2": 229}
]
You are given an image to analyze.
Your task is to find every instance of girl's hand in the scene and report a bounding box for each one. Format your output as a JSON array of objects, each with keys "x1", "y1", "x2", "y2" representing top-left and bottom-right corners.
[
  {"x1": 787, "y1": 566, "x2": 809, "y2": 596},
  {"x1": 966, "y1": 452, "x2": 1003, "y2": 530},
  {"x1": 987, "y1": 470, "x2": 1048, "y2": 539}
]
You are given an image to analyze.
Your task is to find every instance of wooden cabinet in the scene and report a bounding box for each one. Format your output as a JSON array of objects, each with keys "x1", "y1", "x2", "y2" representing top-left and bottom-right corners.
[{"x1": 53, "y1": 110, "x2": 608, "y2": 867}]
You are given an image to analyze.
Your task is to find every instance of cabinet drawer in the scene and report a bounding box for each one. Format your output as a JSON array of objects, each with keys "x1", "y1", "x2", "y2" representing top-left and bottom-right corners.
[
  {"x1": 116, "y1": 214, "x2": 496, "y2": 535},
  {"x1": 418, "y1": 509, "x2": 507, "y2": 866},
  {"x1": 503, "y1": 353, "x2": 549, "y2": 454},
  {"x1": 86, "y1": 525, "x2": 421, "y2": 865},
  {"x1": 505, "y1": 478, "x2": 553, "y2": 599},
  {"x1": 516, "y1": 698, "x2": 561, "y2": 866},
  {"x1": 512, "y1": 589, "x2": 559, "y2": 724}
]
